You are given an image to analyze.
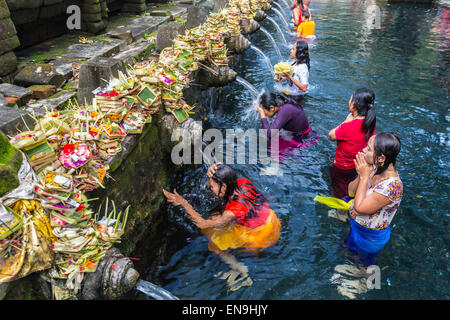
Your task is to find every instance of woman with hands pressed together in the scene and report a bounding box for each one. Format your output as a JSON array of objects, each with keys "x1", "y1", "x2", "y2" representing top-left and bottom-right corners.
[{"x1": 345, "y1": 132, "x2": 403, "y2": 265}]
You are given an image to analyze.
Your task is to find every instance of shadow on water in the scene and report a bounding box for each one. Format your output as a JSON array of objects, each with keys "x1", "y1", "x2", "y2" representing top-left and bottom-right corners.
[{"x1": 140, "y1": 0, "x2": 450, "y2": 299}]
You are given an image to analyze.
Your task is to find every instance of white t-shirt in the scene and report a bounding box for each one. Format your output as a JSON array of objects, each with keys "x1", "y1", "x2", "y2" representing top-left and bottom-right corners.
[{"x1": 275, "y1": 63, "x2": 309, "y2": 96}]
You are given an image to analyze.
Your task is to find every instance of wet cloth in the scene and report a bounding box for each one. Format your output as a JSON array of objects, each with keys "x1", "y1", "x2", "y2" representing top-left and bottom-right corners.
[
  {"x1": 330, "y1": 165, "x2": 358, "y2": 199},
  {"x1": 297, "y1": 21, "x2": 315, "y2": 37},
  {"x1": 333, "y1": 119, "x2": 375, "y2": 170},
  {"x1": 201, "y1": 179, "x2": 281, "y2": 253},
  {"x1": 346, "y1": 217, "x2": 390, "y2": 266},
  {"x1": 202, "y1": 209, "x2": 281, "y2": 253},
  {"x1": 275, "y1": 63, "x2": 309, "y2": 96},
  {"x1": 350, "y1": 176, "x2": 403, "y2": 230}
]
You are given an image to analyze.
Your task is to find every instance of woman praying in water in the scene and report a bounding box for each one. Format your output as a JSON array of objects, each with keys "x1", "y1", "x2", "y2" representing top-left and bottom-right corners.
[{"x1": 162, "y1": 164, "x2": 281, "y2": 289}]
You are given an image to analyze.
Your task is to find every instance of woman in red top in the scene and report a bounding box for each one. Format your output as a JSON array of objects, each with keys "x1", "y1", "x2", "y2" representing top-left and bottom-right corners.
[
  {"x1": 328, "y1": 88, "x2": 376, "y2": 199},
  {"x1": 163, "y1": 163, "x2": 281, "y2": 286},
  {"x1": 291, "y1": 0, "x2": 311, "y2": 30}
]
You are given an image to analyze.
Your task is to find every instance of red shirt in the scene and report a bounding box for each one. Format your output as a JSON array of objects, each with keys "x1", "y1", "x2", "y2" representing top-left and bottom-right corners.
[
  {"x1": 225, "y1": 178, "x2": 270, "y2": 229},
  {"x1": 333, "y1": 119, "x2": 375, "y2": 170}
]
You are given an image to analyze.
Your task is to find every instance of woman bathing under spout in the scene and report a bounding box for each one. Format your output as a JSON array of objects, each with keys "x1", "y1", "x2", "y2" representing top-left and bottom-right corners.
[
  {"x1": 162, "y1": 164, "x2": 281, "y2": 290},
  {"x1": 255, "y1": 92, "x2": 319, "y2": 158}
]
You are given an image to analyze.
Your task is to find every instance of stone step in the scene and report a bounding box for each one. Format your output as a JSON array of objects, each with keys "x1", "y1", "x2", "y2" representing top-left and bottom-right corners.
[
  {"x1": 14, "y1": 63, "x2": 66, "y2": 88},
  {"x1": 26, "y1": 90, "x2": 77, "y2": 116},
  {"x1": 0, "y1": 83, "x2": 32, "y2": 106},
  {"x1": 62, "y1": 38, "x2": 125, "y2": 60}
]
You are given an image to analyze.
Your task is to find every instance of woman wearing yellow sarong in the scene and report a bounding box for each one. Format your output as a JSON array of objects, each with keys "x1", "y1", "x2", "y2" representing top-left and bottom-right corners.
[{"x1": 163, "y1": 163, "x2": 281, "y2": 288}]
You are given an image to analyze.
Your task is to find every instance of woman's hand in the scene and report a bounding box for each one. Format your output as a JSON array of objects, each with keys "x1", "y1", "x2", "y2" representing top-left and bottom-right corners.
[
  {"x1": 354, "y1": 152, "x2": 372, "y2": 179},
  {"x1": 274, "y1": 74, "x2": 280, "y2": 82},
  {"x1": 163, "y1": 189, "x2": 186, "y2": 207},
  {"x1": 207, "y1": 162, "x2": 222, "y2": 178},
  {"x1": 254, "y1": 101, "x2": 266, "y2": 118}
]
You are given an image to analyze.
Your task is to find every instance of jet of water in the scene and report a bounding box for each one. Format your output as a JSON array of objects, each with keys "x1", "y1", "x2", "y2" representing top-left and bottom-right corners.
[
  {"x1": 236, "y1": 76, "x2": 259, "y2": 98},
  {"x1": 266, "y1": 16, "x2": 288, "y2": 46},
  {"x1": 135, "y1": 279, "x2": 180, "y2": 300},
  {"x1": 250, "y1": 45, "x2": 275, "y2": 76},
  {"x1": 271, "y1": 7, "x2": 291, "y2": 32},
  {"x1": 259, "y1": 26, "x2": 282, "y2": 60},
  {"x1": 272, "y1": 1, "x2": 288, "y2": 17},
  {"x1": 279, "y1": 0, "x2": 291, "y2": 10}
]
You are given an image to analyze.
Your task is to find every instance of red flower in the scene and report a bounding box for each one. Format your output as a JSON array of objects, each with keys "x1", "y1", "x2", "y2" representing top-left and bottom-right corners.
[
  {"x1": 108, "y1": 90, "x2": 118, "y2": 97},
  {"x1": 64, "y1": 143, "x2": 75, "y2": 154}
]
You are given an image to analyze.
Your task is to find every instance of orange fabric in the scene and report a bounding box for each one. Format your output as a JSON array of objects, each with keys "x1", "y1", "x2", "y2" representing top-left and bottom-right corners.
[
  {"x1": 201, "y1": 209, "x2": 281, "y2": 254},
  {"x1": 297, "y1": 21, "x2": 316, "y2": 37}
]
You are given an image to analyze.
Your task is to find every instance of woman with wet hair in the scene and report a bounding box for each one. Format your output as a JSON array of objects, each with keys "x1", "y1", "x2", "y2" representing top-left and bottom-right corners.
[
  {"x1": 163, "y1": 164, "x2": 281, "y2": 286},
  {"x1": 255, "y1": 92, "x2": 317, "y2": 154},
  {"x1": 346, "y1": 132, "x2": 403, "y2": 265},
  {"x1": 274, "y1": 40, "x2": 310, "y2": 104},
  {"x1": 328, "y1": 88, "x2": 377, "y2": 199}
]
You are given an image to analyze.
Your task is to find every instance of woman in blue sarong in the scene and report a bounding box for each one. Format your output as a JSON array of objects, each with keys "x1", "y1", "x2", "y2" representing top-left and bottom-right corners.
[{"x1": 346, "y1": 132, "x2": 403, "y2": 265}]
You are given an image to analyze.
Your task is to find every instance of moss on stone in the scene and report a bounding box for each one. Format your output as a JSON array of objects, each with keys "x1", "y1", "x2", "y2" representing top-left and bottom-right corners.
[{"x1": 0, "y1": 131, "x2": 22, "y2": 196}]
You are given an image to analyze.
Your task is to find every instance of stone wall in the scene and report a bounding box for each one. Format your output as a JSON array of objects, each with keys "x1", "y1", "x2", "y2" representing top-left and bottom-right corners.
[
  {"x1": 0, "y1": 0, "x2": 19, "y2": 77},
  {"x1": 0, "y1": 0, "x2": 150, "y2": 79}
]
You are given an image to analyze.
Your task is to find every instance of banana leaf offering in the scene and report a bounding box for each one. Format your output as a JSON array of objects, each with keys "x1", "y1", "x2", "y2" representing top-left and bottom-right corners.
[
  {"x1": 274, "y1": 62, "x2": 294, "y2": 75},
  {"x1": 43, "y1": 171, "x2": 73, "y2": 192},
  {"x1": 24, "y1": 140, "x2": 57, "y2": 173},
  {"x1": 0, "y1": 205, "x2": 23, "y2": 241},
  {"x1": 95, "y1": 199, "x2": 129, "y2": 243},
  {"x1": 121, "y1": 111, "x2": 145, "y2": 134},
  {"x1": 9, "y1": 130, "x2": 46, "y2": 150},
  {"x1": 59, "y1": 142, "x2": 91, "y2": 169}
]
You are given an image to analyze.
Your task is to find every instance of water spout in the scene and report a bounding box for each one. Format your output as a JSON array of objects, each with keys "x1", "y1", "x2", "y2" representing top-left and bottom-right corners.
[
  {"x1": 250, "y1": 45, "x2": 274, "y2": 77},
  {"x1": 279, "y1": 0, "x2": 291, "y2": 10},
  {"x1": 272, "y1": 1, "x2": 288, "y2": 17},
  {"x1": 135, "y1": 279, "x2": 180, "y2": 300},
  {"x1": 236, "y1": 76, "x2": 259, "y2": 98},
  {"x1": 266, "y1": 16, "x2": 288, "y2": 46},
  {"x1": 271, "y1": 7, "x2": 291, "y2": 32},
  {"x1": 259, "y1": 26, "x2": 282, "y2": 60}
]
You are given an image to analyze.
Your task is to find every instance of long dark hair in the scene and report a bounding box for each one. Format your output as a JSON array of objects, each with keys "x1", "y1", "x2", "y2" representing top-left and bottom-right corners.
[
  {"x1": 374, "y1": 132, "x2": 401, "y2": 175},
  {"x1": 259, "y1": 92, "x2": 288, "y2": 110},
  {"x1": 296, "y1": 0, "x2": 305, "y2": 10},
  {"x1": 211, "y1": 164, "x2": 238, "y2": 204},
  {"x1": 352, "y1": 88, "x2": 376, "y2": 140},
  {"x1": 294, "y1": 40, "x2": 310, "y2": 71}
]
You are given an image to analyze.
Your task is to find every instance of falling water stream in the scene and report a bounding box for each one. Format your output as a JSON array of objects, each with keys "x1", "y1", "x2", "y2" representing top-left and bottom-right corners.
[
  {"x1": 136, "y1": 0, "x2": 450, "y2": 300},
  {"x1": 271, "y1": 7, "x2": 291, "y2": 32},
  {"x1": 266, "y1": 16, "x2": 288, "y2": 46},
  {"x1": 272, "y1": 1, "x2": 288, "y2": 17},
  {"x1": 259, "y1": 26, "x2": 283, "y2": 60}
]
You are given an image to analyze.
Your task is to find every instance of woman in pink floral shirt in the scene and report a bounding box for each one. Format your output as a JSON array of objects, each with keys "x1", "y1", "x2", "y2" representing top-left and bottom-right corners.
[{"x1": 346, "y1": 132, "x2": 403, "y2": 265}]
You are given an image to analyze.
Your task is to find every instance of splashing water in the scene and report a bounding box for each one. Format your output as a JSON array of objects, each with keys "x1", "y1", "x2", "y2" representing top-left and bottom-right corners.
[
  {"x1": 235, "y1": 76, "x2": 259, "y2": 97},
  {"x1": 135, "y1": 279, "x2": 179, "y2": 300}
]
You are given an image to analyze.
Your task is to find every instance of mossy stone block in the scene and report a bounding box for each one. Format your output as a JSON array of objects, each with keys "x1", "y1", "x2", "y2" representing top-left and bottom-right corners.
[{"x1": 0, "y1": 130, "x2": 22, "y2": 197}]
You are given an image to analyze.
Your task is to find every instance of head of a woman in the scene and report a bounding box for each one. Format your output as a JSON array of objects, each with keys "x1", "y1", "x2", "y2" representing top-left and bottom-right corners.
[
  {"x1": 207, "y1": 164, "x2": 238, "y2": 203},
  {"x1": 290, "y1": 40, "x2": 310, "y2": 70},
  {"x1": 296, "y1": 0, "x2": 305, "y2": 9},
  {"x1": 349, "y1": 87, "x2": 376, "y2": 140},
  {"x1": 363, "y1": 132, "x2": 401, "y2": 175},
  {"x1": 258, "y1": 92, "x2": 287, "y2": 118}
]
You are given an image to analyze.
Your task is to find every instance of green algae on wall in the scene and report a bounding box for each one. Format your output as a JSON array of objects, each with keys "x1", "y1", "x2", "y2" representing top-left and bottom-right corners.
[
  {"x1": 0, "y1": 130, "x2": 22, "y2": 196},
  {"x1": 89, "y1": 112, "x2": 176, "y2": 257}
]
